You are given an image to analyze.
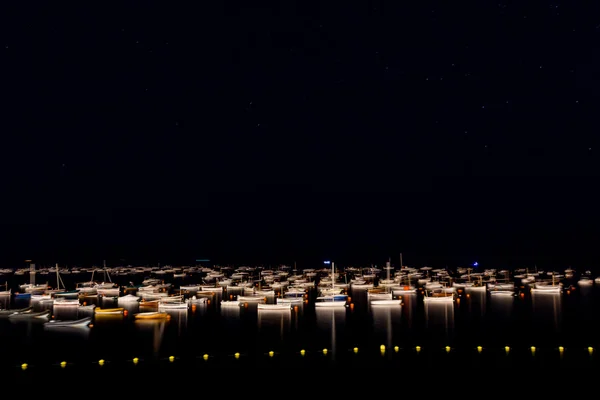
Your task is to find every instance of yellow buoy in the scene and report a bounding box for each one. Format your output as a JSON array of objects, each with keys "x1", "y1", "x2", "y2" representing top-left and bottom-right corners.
[
  {"x1": 477, "y1": 346, "x2": 483, "y2": 353},
  {"x1": 445, "y1": 346, "x2": 451, "y2": 353},
  {"x1": 268, "y1": 351, "x2": 274, "y2": 357},
  {"x1": 60, "y1": 361, "x2": 67, "y2": 368},
  {"x1": 133, "y1": 357, "x2": 139, "y2": 365},
  {"x1": 394, "y1": 346, "x2": 399, "y2": 353},
  {"x1": 98, "y1": 359, "x2": 105, "y2": 366},
  {"x1": 380, "y1": 345, "x2": 386, "y2": 351},
  {"x1": 203, "y1": 354, "x2": 209, "y2": 361},
  {"x1": 169, "y1": 356, "x2": 175, "y2": 362},
  {"x1": 504, "y1": 346, "x2": 510, "y2": 354},
  {"x1": 21, "y1": 363, "x2": 28, "y2": 371},
  {"x1": 416, "y1": 346, "x2": 421, "y2": 353},
  {"x1": 353, "y1": 347, "x2": 359, "y2": 354},
  {"x1": 234, "y1": 352, "x2": 240, "y2": 359},
  {"x1": 588, "y1": 347, "x2": 594, "y2": 355},
  {"x1": 300, "y1": 349, "x2": 306, "y2": 356},
  {"x1": 322, "y1": 348, "x2": 328, "y2": 355},
  {"x1": 531, "y1": 346, "x2": 536, "y2": 355}
]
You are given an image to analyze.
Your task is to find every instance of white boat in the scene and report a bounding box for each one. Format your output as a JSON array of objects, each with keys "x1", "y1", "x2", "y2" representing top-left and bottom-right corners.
[
  {"x1": 52, "y1": 299, "x2": 80, "y2": 307},
  {"x1": 531, "y1": 275, "x2": 562, "y2": 294},
  {"x1": 185, "y1": 296, "x2": 208, "y2": 305},
  {"x1": 97, "y1": 288, "x2": 120, "y2": 297},
  {"x1": 257, "y1": 303, "x2": 291, "y2": 311},
  {"x1": 578, "y1": 278, "x2": 593, "y2": 286},
  {"x1": 238, "y1": 295, "x2": 266, "y2": 303},
  {"x1": 490, "y1": 289, "x2": 515, "y2": 297},
  {"x1": 423, "y1": 289, "x2": 454, "y2": 303},
  {"x1": 44, "y1": 316, "x2": 92, "y2": 329},
  {"x1": 158, "y1": 299, "x2": 188, "y2": 310},
  {"x1": 315, "y1": 295, "x2": 347, "y2": 308},
  {"x1": 276, "y1": 297, "x2": 304, "y2": 304},
  {"x1": 220, "y1": 300, "x2": 242, "y2": 307},
  {"x1": 117, "y1": 294, "x2": 141, "y2": 303},
  {"x1": 370, "y1": 299, "x2": 402, "y2": 306}
]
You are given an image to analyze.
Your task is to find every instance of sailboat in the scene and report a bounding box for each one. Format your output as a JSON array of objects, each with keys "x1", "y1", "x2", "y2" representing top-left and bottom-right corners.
[
  {"x1": 51, "y1": 264, "x2": 80, "y2": 299},
  {"x1": 370, "y1": 259, "x2": 402, "y2": 306},
  {"x1": 315, "y1": 261, "x2": 348, "y2": 308},
  {"x1": 531, "y1": 271, "x2": 562, "y2": 294}
]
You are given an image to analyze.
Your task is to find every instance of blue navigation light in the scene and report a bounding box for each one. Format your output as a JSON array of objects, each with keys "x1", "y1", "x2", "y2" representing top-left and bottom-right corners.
[
  {"x1": 323, "y1": 261, "x2": 331, "y2": 264},
  {"x1": 473, "y1": 262, "x2": 479, "y2": 267}
]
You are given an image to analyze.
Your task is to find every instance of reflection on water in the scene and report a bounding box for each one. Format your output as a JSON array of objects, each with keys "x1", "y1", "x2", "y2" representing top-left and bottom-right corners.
[
  {"x1": 258, "y1": 309, "x2": 292, "y2": 349},
  {"x1": 135, "y1": 319, "x2": 167, "y2": 357},
  {"x1": 489, "y1": 293, "x2": 514, "y2": 321},
  {"x1": 424, "y1": 302, "x2": 454, "y2": 343},
  {"x1": 315, "y1": 307, "x2": 347, "y2": 361},
  {"x1": 165, "y1": 309, "x2": 188, "y2": 333},
  {"x1": 371, "y1": 305, "x2": 401, "y2": 350},
  {"x1": 531, "y1": 292, "x2": 562, "y2": 331}
]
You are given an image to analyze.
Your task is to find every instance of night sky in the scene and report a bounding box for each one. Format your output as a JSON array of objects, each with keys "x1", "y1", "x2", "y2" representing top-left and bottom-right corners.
[{"x1": 2, "y1": 2, "x2": 600, "y2": 269}]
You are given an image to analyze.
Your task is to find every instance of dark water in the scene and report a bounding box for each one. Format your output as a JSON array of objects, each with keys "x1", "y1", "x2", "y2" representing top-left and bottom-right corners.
[{"x1": 1, "y1": 270, "x2": 599, "y2": 383}]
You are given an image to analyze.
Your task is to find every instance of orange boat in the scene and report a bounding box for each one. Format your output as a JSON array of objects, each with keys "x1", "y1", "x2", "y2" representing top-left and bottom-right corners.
[
  {"x1": 94, "y1": 307, "x2": 125, "y2": 315},
  {"x1": 134, "y1": 311, "x2": 170, "y2": 320}
]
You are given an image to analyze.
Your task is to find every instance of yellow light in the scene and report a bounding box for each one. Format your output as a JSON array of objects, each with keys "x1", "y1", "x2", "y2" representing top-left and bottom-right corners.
[
  {"x1": 300, "y1": 349, "x2": 306, "y2": 356},
  {"x1": 380, "y1": 345, "x2": 386, "y2": 351},
  {"x1": 394, "y1": 346, "x2": 399, "y2": 352},
  {"x1": 559, "y1": 346, "x2": 564, "y2": 352},
  {"x1": 531, "y1": 346, "x2": 536, "y2": 355},
  {"x1": 98, "y1": 359, "x2": 105, "y2": 366},
  {"x1": 169, "y1": 356, "x2": 175, "y2": 362},
  {"x1": 477, "y1": 346, "x2": 483, "y2": 353},
  {"x1": 504, "y1": 346, "x2": 510, "y2": 353},
  {"x1": 353, "y1": 347, "x2": 359, "y2": 354},
  {"x1": 322, "y1": 348, "x2": 328, "y2": 355},
  {"x1": 588, "y1": 347, "x2": 594, "y2": 355},
  {"x1": 203, "y1": 354, "x2": 209, "y2": 361},
  {"x1": 268, "y1": 351, "x2": 274, "y2": 357},
  {"x1": 445, "y1": 346, "x2": 451, "y2": 353},
  {"x1": 21, "y1": 363, "x2": 28, "y2": 371},
  {"x1": 133, "y1": 357, "x2": 139, "y2": 364},
  {"x1": 234, "y1": 352, "x2": 240, "y2": 359},
  {"x1": 60, "y1": 361, "x2": 67, "y2": 368},
  {"x1": 416, "y1": 346, "x2": 421, "y2": 353}
]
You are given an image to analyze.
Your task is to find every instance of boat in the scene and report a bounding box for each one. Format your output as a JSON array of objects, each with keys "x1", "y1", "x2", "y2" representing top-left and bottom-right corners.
[
  {"x1": 257, "y1": 303, "x2": 292, "y2": 311},
  {"x1": 276, "y1": 297, "x2": 304, "y2": 304},
  {"x1": 158, "y1": 301, "x2": 188, "y2": 310},
  {"x1": 8, "y1": 309, "x2": 51, "y2": 320},
  {"x1": 95, "y1": 307, "x2": 125, "y2": 315},
  {"x1": 44, "y1": 316, "x2": 92, "y2": 329},
  {"x1": 134, "y1": 311, "x2": 171, "y2": 320},
  {"x1": 139, "y1": 299, "x2": 160, "y2": 307},
  {"x1": 237, "y1": 295, "x2": 266, "y2": 303},
  {"x1": 315, "y1": 294, "x2": 348, "y2": 307},
  {"x1": 117, "y1": 294, "x2": 141, "y2": 303},
  {"x1": 370, "y1": 299, "x2": 402, "y2": 306},
  {"x1": 315, "y1": 262, "x2": 348, "y2": 308},
  {"x1": 185, "y1": 296, "x2": 208, "y2": 305},
  {"x1": 0, "y1": 306, "x2": 32, "y2": 318},
  {"x1": 423, "y1": 288, "x2": 454, "y2": 303},
  {"x1": 220, "y1": 300, "x2": 242, "y2": 307},
  {"x1": 531, "y1": 273, "x2": 562, "y2": 294},
  {"x1": 52, "y1": 299, "x2": 80, "y2": 307}
]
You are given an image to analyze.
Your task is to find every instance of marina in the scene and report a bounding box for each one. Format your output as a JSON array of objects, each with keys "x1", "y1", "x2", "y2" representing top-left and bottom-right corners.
[{"x1": 1, "y1": 260, "x2": 600, "y2": 379}]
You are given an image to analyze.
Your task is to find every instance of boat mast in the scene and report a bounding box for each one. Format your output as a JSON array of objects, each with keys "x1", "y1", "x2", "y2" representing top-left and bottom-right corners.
[{"x1": 331, "y1": 262, "x2": 335, "y2": 289}]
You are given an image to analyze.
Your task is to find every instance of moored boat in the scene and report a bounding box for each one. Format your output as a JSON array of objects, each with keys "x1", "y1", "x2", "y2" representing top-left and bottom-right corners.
[{"x1": 44, "y1": 316, "x2": 92, "y2": 329}]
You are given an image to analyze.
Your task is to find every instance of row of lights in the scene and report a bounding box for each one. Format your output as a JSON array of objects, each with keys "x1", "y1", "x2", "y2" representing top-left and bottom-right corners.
[{"x1": 18, "y1": 345, "x2": 596, "y2": 370}]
